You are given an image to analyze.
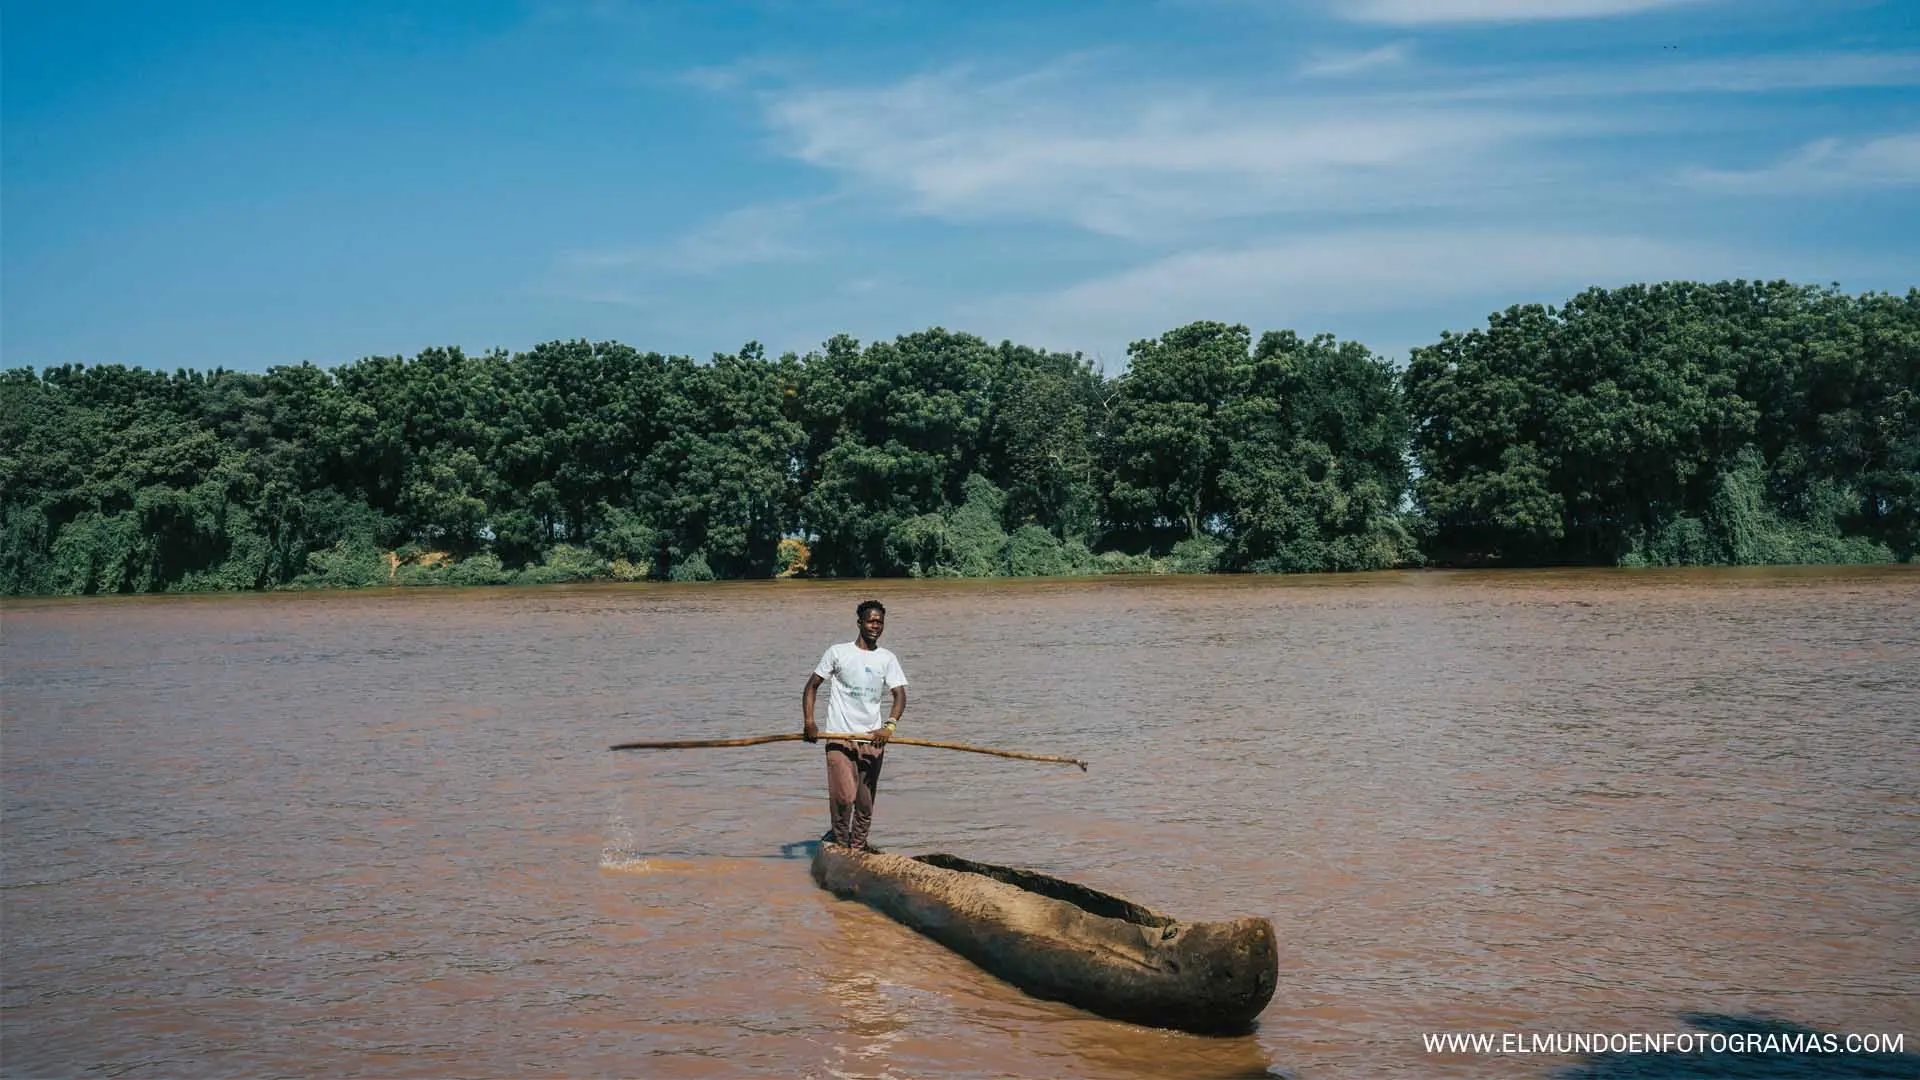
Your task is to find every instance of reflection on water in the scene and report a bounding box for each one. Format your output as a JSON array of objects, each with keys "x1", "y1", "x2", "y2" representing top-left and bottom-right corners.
[{"x1": 3, "y1": 567, "x2": 1916, "y2": 1078}]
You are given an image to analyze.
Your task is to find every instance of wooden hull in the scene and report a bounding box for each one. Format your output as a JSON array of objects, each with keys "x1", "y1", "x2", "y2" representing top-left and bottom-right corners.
[{"x1": 810, "y1": 846, "x2": 1278, "y2": 1034}]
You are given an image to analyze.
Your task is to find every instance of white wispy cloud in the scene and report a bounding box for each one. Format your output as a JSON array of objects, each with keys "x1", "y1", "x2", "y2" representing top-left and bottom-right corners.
[
  {"x1": 1427, "y1": 50, "x2": 1920, "y2": 101},
  {"x1": 733, "y1": 49, "x2": 1920, "y2": 240},
  {"x1": 1339, "y1": 0, "x2": 1707, "y2": 25},
  {"x1": 1680, "y1": 131, "x2": 1920, "y2": 193},
  {"x1": 1298, "y1": 41, "x2": 1412, "y2": 78},
  {"x1": 974, "y1": 228, "x2": 1769, "y2": 353},
  {"x1": 761, "y1": 61, "x2": 1563, "y2": 237},
  {"x1": 653, "y1": 32, "x2": 1915, "y2": 359},
  {"x1": 545, "y1": 198, "x2": 834, "y2": 306},
  {"x1": 524, "y1": 0, "x2": 647, "y2": 26},
  {"x1": 562, "y1": 199, "x2": 825, "y2": 275},
  {"x1": 678, "y1": 54, "x2": 800, "y2": 94}
]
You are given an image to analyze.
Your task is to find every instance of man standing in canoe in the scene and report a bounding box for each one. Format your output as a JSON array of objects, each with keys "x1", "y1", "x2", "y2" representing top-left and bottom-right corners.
[{"x1": 802, "y1": 600, "x2": 908, "y2": 852}]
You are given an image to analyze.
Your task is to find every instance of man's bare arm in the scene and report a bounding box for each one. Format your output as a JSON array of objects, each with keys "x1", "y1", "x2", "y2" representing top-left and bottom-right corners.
[
  {"x1": 871, "y1": 685, "x2": 906, "y2": 748},
  {"x1": 802, "y1": 673, "x2": 824, "y2": 742}
]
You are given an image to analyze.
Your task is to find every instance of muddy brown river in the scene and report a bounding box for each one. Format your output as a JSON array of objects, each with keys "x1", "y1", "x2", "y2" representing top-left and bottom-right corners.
[{"x1": 3, "y1": 568, "x2": 1916, "y2": 1078}]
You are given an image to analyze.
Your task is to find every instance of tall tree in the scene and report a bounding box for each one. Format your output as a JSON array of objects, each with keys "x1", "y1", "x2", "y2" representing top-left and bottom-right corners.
[
  {"x1": 794, "y1": 329, "x2": 998, "y2": 575},
  {"x1": 1219, "y1": 332, "x2": 1416, "y2": 572},
  {"x1": 1103, "y1": 321, "x2": 1249, "y2": 546},
  {"x1": 977, "y1": 343, "x2": 1104, "y2": 540},
  {"x1": 638, "y1": 344, "x2": 802, "y2": 578}
]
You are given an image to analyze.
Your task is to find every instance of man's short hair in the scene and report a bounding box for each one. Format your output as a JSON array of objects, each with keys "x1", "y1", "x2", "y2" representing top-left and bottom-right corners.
[{"x1": 856, "y1": 599, "x2": 886, "y2": 621}]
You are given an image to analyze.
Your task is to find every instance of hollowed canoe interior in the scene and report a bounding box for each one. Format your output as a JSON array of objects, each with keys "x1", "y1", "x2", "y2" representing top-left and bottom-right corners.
[{"x1": 912, "y1": 853, "x2": 1177, "y2": 929}]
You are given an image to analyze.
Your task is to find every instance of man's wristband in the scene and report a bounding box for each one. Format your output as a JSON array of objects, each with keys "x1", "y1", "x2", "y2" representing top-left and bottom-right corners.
[{"x1": 883, "y1": 720, "x2": 897, "y2": 730}]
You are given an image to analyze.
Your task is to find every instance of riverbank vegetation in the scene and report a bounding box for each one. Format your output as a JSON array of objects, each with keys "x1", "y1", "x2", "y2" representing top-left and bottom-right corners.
[{"x1": 3, "y1": 280, "x2": 1914, "y2": 595}]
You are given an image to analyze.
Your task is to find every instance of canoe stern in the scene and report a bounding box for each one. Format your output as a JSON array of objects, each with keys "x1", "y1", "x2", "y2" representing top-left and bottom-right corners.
[{"x1": 1160, "y1": 914, "x2": 1279, "y2": 1033}]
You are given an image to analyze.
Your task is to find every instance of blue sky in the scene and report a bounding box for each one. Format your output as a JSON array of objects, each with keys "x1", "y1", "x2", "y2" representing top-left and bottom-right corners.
[{"x1": 4, "y1": 0, "x2": 1916, "y2": 374}]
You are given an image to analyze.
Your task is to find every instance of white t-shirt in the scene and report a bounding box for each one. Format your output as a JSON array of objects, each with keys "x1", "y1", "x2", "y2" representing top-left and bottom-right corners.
[{"x1": 813, "y1": 642, "x2": 909, "y2": 735}]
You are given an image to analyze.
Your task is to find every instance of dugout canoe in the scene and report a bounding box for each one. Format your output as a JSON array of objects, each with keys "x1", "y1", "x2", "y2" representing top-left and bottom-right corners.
[{"x1": 809, "y1": 844, "x2": 1278, "y2": 1033}]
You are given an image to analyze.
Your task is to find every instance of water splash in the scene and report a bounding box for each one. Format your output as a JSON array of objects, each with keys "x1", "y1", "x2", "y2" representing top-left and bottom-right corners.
[{"x1": 600, "y1": 763, "x2": 651, "y2": 873}]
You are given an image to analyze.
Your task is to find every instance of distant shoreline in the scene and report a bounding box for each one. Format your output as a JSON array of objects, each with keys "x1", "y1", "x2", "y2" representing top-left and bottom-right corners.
[
  {"x1": 6, "y1": 281, "x2": 1913, "y2": 597},
  {"x1": 6, "y1": 558, "x2": 1914, "y2": 603}
]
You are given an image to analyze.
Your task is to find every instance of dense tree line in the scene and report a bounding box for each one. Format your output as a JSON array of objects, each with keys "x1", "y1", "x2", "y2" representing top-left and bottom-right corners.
[
  {"x1": 2, "y1": 280, "x2": 1912, "y2": 595},
  {"x1": 1407, "y1": 282, "x2": 1917, "y2": 566}
]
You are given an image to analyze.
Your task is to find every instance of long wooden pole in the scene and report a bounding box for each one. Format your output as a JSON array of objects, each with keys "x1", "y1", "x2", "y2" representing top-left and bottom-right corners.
[{"x1": 607, "y1": 731, "x2": 1088, "y2": 771}]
